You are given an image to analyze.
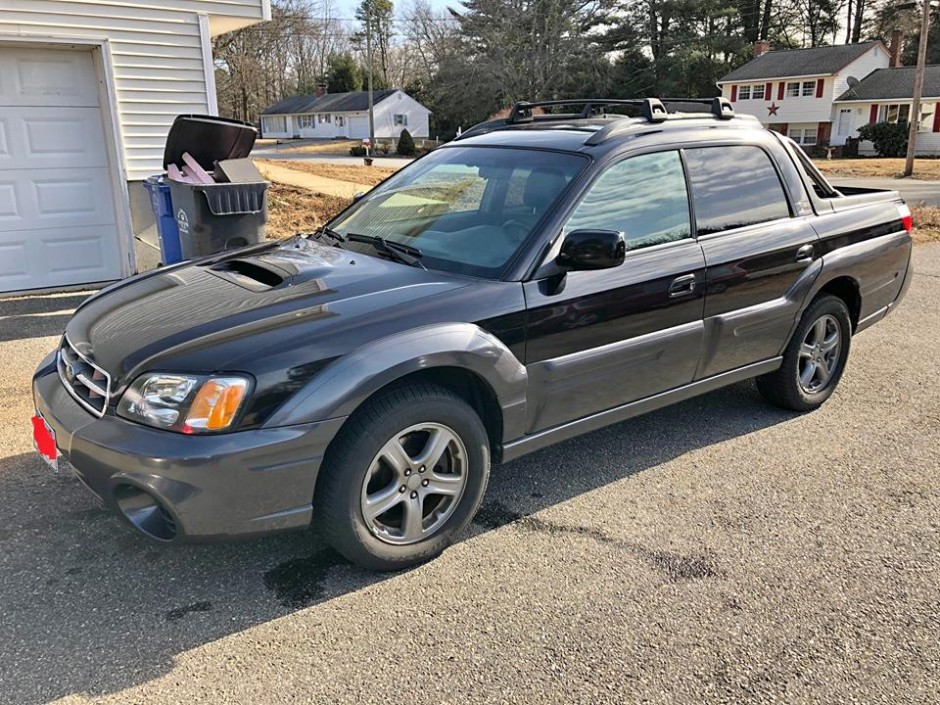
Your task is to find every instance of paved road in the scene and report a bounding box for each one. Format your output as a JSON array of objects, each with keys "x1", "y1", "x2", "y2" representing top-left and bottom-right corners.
[
  {"x1": 0, "y1": 248, "x2": 938, "y2": 704},
  {"x1": 830, "y1": 177, "x2": 940, "y2": 206}
]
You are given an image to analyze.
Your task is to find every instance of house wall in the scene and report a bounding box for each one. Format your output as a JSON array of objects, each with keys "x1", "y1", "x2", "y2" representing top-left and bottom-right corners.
[
  {"x1": 837, "y1": 100, "x2": 940, "y2": 154},
  {"x1": 373, "y1": 91, "x2": 430, "y2": 138},
  {"x1": 833, "y1": 45, "x2": 890, "y2": 98},
  {"x1": 0, "y1": 0, "x2": 266, "y2": 181},
  {"x1": 722, "y1": 76, "x2": 834, "y2": 125}
]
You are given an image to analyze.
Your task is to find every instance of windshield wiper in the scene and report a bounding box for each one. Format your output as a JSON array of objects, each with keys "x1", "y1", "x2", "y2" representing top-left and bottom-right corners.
[
  {"x1": 307, "y1": 225, "x2": 346, "y2": 245},
  {"x1": 345, "y1": 233, "x2": 427, "y2": 270}
]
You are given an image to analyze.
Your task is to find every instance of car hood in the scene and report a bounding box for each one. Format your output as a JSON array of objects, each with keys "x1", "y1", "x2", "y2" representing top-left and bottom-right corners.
[{"x1": 66, "y1": 237, "x2": 470, "y2": 386}]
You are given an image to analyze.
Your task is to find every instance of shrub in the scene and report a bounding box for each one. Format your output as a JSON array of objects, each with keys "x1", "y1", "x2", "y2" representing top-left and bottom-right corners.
[
  {"x1": 857, "y1": 121, "x2": 909, "y2": 157},
  {"x1": 349, "y1": 145, "x2": 367, "y2": 157},
  {"x1": 397, "y1": 128, "x2": 416, "y2": 156}
]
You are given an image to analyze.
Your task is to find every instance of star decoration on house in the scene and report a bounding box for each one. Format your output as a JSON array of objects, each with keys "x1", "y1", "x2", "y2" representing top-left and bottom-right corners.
[{"x1": 767, "y1": 103, "x2": 780, "y2": 116}]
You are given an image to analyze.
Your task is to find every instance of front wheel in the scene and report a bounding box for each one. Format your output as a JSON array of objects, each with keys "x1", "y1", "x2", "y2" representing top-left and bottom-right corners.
[
  {"x1": 315, "y1": 384, "x2": 490, "y2": 571},
  {"x1": 757, "y1": 294, "x2": 852, "y2": 412}
]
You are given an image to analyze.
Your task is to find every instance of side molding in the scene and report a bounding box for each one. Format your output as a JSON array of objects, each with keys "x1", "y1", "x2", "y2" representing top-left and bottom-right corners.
[{"x1": 263, "y1": 323, "x2": 529, "y2": 440}]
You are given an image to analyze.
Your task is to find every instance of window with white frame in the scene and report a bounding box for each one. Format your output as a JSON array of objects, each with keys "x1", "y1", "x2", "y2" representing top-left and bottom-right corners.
[
  {"x1": 394, "y1": 114, "x2": 408, "y2": 126},
  {"x1": 298, "y1": 115, "x2": 315, "y2": 129},
  {"x1": 752, "y1": 83, "x2": 765, "y2": 99},
  {"x1": 878, "y1": 103, "x2": 911, "y2": 124},
  {"x1": 318, "y1": 114, "x2": 331, "y2": 123},
  {"x1": 739, "y1": 85, "x2": 751, "y2": 100},
  {"x1": 335, "y1": 115, "x2": 345, "y2": 127},
  {"x1": 786, "y1": 81, "x2": 817, "y2": 98},
  {"x1": 788, "y1": 124, "x2": 818, "y2": 145},
  {"x1": 263, "y1": 115, "x2": 287, "y2": 134}
]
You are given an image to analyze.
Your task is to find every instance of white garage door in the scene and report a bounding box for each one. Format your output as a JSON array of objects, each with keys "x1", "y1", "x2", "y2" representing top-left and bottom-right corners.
[
  {"x1": 348, "y1": 116, "x2": 369, "y2": 139},
  {"x1": 0, "y1": 46, "x2": 124, "y2": 293}
]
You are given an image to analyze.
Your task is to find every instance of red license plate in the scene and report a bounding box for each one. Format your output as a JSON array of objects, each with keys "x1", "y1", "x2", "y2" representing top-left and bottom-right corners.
[{"x1": 32, "y1": 413, "x2": 59, "y2": 471}]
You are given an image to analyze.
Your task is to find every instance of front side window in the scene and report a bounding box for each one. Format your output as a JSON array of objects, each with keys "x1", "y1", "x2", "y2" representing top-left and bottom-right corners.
[
  {"x1": 752, "y1": 83, "x2": 765, "y2": 99},
  {"x1": 786, "y1": 82, "x2": 801, "y2": 98},
  {"x1": 788, "y1": 124, "x2": 818, "y2": 145},
  {"x1": 298, "y1": 115, "x2": 315, "y2": 129},
  {"x1": 684, "y1": 146, "x2": 791, "y2": 235},
  {"x1": 802, "y1": 81, "x2": 816, "y2": 96},
  {"x1": 739, "y1": 85, "x2": 751, "y2": 100},
  {"x1": 563, "y1": 151, "x2": 691, "y2": 251},
  {"x1": 335, "y1": 115, "x2": 345, "y2": 127},
  {"x1": 331, "y1": 147, "x2": 586, "y2": 278},
  {"x1": 394, "y1": 114, "x2": 408, "y2": 126}
]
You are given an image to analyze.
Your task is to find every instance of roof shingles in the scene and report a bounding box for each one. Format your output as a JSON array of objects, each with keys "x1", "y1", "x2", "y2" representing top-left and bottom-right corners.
[
  {"x1": 835, "y1": 65, "x2": 940, "y2": 101},
  {"x1": 719, "y1": 41, "x2": 882, "y2": 82},
  {"x1": 262, "y1": 90, "x2": 398, "y2": 115}
]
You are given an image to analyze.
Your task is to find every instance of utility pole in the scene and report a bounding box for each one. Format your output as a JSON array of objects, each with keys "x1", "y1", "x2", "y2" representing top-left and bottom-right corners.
[
  {"x1": 905, "y1": 0, "x2": 932, "y2": 176},
  {"x1": 365, "y1": 2, "x2": 375, "y2": 156}
]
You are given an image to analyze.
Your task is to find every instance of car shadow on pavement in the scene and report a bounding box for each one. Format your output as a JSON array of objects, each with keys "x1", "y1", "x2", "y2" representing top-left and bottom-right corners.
[
  {"x1": 0, "y1": 293, "x2": 92, "y2": 342},
  {"x1": 0, "y1": 380, "x2": 795, "y2": 704}
]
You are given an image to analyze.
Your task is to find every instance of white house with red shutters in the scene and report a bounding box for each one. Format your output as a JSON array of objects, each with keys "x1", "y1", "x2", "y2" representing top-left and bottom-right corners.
[{"x1": 717, "y1": 40, "x2": 899, "y2": 150}]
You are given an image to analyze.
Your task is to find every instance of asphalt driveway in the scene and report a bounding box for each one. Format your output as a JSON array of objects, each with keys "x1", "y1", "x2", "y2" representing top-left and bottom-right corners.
[{"x1": 0, "y1": 247, "x2": 938, "y2": 704}]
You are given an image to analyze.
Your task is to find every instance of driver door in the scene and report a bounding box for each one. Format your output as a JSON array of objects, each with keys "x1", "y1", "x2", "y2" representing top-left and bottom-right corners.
[{"x1": 523, "y1": 150, "x2": 706, "y2": 432}]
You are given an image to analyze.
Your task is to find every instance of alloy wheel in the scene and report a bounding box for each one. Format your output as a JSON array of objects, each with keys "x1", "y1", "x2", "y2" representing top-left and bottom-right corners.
[
  {"x1": 359, "y1": 422, "x2": 468, "y2": 545},
  {"x1": 797, "y1": 314, "x2": 841, "y2": 394}
]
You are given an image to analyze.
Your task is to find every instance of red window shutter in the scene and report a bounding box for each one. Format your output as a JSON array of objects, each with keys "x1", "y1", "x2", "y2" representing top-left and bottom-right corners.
[
  {"x1": 815, "y1": 78, "x2": 824, "y2": 98},
  {"x1": 869, "y1": 105, "x2": 879, "y2": 124},
  {"x1": 777, "y1": 82, "x2": 784, "y2": 100},
  {"x1": 933, "y1": 106, "x2": 940, "y2": 132},
  {"x1": 730, "y1": 85, "x2": 737, "y2": 102},
  {"x1": 765, "y1": 82, "x2": 772, "y2": 100}
]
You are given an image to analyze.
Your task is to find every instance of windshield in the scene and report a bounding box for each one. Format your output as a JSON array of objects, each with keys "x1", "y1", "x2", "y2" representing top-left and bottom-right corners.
[{"x1": 329, "y1": 146, "x2": 587, "y2": 278}]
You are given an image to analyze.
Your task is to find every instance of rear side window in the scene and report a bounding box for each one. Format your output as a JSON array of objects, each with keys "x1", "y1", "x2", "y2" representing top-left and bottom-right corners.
[
  {"x1": 563, "y1": 151, "x2": 692, "y2": 251},
  {"x1": 684, "y1": 146, "x2": 790, "y2": 235}
]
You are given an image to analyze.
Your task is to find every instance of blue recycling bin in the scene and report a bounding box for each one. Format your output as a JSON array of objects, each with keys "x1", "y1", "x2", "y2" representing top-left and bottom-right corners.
[{"x1": 144, "y1": 175, "x2": 183, "y2": 265}]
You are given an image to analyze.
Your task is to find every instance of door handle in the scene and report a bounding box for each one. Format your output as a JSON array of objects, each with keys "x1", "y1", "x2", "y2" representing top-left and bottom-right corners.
[
  {"x1": 668, "y1": 273, "x2": 697, "y2": 298},
  {"x1": 795, "y1": 244, "x2": 815, "y2": 263}
]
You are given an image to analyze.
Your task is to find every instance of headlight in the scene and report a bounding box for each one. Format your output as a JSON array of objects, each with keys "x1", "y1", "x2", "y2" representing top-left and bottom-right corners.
[{"x1": 117, "y1": 373, "x2": 251, "y2": 433}]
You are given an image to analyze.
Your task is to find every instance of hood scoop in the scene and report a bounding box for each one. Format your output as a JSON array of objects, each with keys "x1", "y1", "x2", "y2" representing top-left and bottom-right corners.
[{"x1": 207, "y1": 259, "x2": 289, "y2": 290}]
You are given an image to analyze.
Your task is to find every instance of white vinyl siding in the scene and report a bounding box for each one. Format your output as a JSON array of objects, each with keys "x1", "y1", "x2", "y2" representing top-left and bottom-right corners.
[{"x1": 1, "y1": 0, "x2": 266, "y2": 180}]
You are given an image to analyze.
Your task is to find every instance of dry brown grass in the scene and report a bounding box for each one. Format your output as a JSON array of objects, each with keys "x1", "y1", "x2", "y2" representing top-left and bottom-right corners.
[
  {"x1": 912, "y1": 205, "x2": 940, "y2": 244},
  {"x1": 276, "y1": 140, "x2": 360, "y2": 155},
  {"x1": 814, "y1": 158, "x2": 940, "y2": 181},
  {"x1": 267, "y1": 160, "x2": 399, "y2": 187},
  {"x1": 265, "y1": 182, "x2": 349, "y2": 239}
]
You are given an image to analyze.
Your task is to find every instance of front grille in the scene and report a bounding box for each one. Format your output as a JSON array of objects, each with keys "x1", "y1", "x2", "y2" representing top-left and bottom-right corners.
[{"x1": 57, "y1": 336, "x2": 111, "y2": 417}]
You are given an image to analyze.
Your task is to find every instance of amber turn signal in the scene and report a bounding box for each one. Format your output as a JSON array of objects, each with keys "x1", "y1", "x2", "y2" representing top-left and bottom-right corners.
[{"x1": 183, "y1": 378, "x2": 249, "y2": 432}]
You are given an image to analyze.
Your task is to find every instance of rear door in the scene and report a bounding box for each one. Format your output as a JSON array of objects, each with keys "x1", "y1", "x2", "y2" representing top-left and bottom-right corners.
[
  {"x1": 685, "y1": 145, "x2": 819, "y2": 379},
  {"x1": 523, "y1": 150, "x2": 706, "y2": 432}
]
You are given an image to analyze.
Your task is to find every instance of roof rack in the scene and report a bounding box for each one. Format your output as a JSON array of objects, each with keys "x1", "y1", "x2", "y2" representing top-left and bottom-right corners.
[
  {"x1": 508, "y1": 98, "x2": 669, "y2": 124},
  {"x1": 455, "y1": 96, "x2": 737, "y2": 143}
]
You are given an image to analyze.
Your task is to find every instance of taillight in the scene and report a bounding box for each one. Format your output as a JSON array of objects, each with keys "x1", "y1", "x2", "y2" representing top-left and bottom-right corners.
[{"x1": 899, "y1": 203, "x2": 913, "y2": 233}]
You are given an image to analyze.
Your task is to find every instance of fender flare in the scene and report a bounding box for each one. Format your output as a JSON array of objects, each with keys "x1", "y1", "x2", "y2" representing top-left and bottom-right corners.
[{"x1": 263, "y1": 323, "x2": 529, "y2": 441}]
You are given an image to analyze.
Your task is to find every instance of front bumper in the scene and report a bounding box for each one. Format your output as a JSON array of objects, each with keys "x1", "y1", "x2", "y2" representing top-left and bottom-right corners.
[{"x1": 32, "y1": 353, "x2": 346, "y2": 541}]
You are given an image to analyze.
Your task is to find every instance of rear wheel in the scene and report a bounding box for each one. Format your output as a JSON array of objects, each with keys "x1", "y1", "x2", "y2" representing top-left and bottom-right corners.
[
  {"x1": 757, "y1": 294, "x2": 852, "y2": 411},
  {"x1": 316, "y1": 384, "x2": 490, "y2": 571}
]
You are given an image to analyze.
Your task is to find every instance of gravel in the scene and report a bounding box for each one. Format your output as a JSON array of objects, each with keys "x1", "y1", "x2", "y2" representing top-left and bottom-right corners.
[{"x1": 0, "y1": 246, "x2": 937, "y2": 705}]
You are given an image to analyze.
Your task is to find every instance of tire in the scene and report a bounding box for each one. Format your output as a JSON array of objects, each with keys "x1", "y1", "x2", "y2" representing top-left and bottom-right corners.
[
  {"x1": 315, "y1": 383, "x2": 490, "y2": 571},
  {"x1": 757, "y1": 294, "x2": 852, "y2": 412}
]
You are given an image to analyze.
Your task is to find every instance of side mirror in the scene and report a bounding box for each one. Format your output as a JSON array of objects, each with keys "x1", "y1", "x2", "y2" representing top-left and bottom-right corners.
[
  {"x1": 352, "y1": 192, "x2": 366, "y2": 203},
  {"x1": 556, "y1": 229, "x2": 625, "y2": 271}
]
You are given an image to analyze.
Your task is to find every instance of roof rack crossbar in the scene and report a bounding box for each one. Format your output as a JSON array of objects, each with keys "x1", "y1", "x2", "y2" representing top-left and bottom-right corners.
[
  {"x1": 508, "y1": 98, "x2": 668, "y2": 125},
  {"x1": 659, "y1": 97, "x2": 735, "y2": 120}
]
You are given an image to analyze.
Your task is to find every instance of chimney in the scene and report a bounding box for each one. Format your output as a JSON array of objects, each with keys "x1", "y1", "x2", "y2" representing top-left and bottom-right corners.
[
  {"x1": 316, "y1": 83, "x2": 327, "y2": 97},
  {"x1": 753, "y1": 40, "x2": 771, "y2": 58},
  {"x1": 888, "y1": 29, "x2": 904, "y2": 68}
]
